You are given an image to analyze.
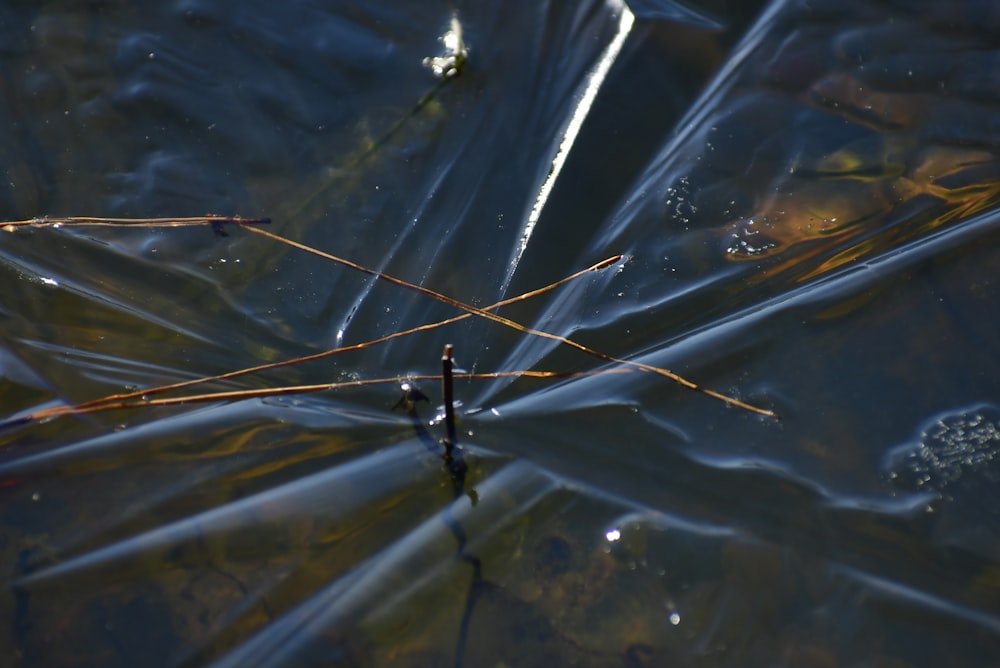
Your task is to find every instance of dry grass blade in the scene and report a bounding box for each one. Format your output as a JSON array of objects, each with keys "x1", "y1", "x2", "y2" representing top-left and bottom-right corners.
[
  {"x1": 0, "y1": 248, "x2": 622, "y2": 428},
  {"x1": 10, "y1": 369, "x2": 638, "y2": 424},
  {"x1": 0, "y1": 217, "x2": 777, "y2": 428},
  {"x1": 240, "y1": 224, "x2": 778, "y2": 418},
  {"x1": 1, "y1": 215, "x2": 270, "y2": 230},
  {"x1": 30, "y1": 256, "x2": 620, "y2": 414}
]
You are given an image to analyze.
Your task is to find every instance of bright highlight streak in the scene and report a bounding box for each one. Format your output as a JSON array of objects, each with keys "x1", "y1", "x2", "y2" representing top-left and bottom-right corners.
[{"x1": 503, "y1": 4, "x2": 635, "y2": 291}]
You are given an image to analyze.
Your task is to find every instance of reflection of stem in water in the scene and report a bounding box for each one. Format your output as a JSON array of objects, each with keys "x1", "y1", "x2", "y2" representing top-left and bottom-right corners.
[
  {"x1": 282, "y1": 77, "x2": 453, "y2": 224},
  {"x1": 281, "y1": 10, "x2": 467, "y2": 226},
  {"x1": 394, "y1": 346, "x2": 479, "y2": 668},
  {"x1": 452, "y1": 545, "x2": 483, "y2": 668},
  {"x1": 398, "y1": 357, "x2": 654, "y2": 667},
  {"x1": 394, "y1": 345, "x2": 469, "y2": 497},
  {"x1": 266, "y1": 8, "x2": 469, "y2": 309}
]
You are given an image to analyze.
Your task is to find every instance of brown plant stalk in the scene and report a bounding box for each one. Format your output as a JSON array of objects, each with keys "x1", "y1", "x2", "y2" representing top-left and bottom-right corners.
[
  {"x1": 0, "y1": 217, "x2": 777, "y2": 428},
  {"x1": 239, "y1": 223, "x2": 777, "y2": 418}
]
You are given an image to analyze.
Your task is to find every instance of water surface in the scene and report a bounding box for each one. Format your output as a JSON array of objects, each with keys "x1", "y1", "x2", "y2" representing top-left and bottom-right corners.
[{"x1": 1, "y1": 0, "x2": 999, "y2": 666}]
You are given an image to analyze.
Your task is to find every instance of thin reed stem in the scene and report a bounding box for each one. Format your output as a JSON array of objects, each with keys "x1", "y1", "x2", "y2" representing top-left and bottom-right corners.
[
  {"x1": 239, "y1": 224, "x2": 777, "y2": 418},
  {"x1": 2, "y1": 215, "x2": 270, "y2": 229},
  {"x1": 1, "y1": 368, "x2": 636, "y2": 427},
  {"x1": 67, "y1": 256, "x2": 622, "y2": 411}
]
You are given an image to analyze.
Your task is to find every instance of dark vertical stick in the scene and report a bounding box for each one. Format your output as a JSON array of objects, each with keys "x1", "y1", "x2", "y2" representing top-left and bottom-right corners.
[
  {"x1": 440, "y1": 343, "x2": 477, "y2": 668},
  {"x1": 441, "y1": 344, "x2": 458, "y2": 460}
]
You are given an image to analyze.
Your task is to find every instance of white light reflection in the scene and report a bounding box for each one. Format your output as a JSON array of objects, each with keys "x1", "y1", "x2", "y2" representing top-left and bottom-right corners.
[
  {"x1": 665, "y1": 599, "x2": 681, "y2": 625},
  {"x1": 424, "y1": 13, "x2": 468, "y2": 79},
  {"x1": 503, "y1": 2, "x2": 635, "y2": 291},
  {"x1": 605, "y1": 528, "x2": 621, "y2": 542}
]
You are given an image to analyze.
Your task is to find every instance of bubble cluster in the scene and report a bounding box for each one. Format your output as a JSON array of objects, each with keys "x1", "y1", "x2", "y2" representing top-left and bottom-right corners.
[{"x1": 885, "y1": 406, "x2": 1000, "y2": 495}]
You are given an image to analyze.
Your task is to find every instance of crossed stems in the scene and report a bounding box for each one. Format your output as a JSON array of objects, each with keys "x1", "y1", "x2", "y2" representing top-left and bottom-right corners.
[{"x1": 0, "y1": 216, "x2": 776, "y2": 429}]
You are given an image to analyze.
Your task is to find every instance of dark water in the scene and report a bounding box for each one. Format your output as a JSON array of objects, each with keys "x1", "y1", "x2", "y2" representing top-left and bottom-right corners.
[{"x1": 1, "y1": 0, "x2": 1000, "y2": 665}]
